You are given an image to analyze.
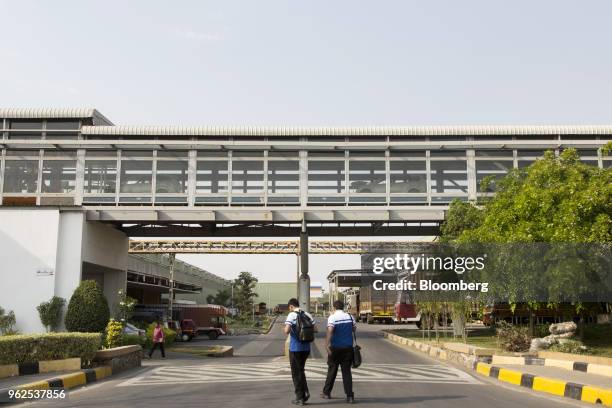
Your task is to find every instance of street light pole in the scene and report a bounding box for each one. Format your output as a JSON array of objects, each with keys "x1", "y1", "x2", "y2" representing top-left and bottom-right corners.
[{"x1": 168, "y1": 253, "x2": 176, "y2": 323}]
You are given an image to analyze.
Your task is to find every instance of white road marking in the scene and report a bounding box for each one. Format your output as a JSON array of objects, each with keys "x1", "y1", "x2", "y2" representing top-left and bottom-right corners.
[{"x1": 118, "y1": 362, "x2": 482, "y2": 387}]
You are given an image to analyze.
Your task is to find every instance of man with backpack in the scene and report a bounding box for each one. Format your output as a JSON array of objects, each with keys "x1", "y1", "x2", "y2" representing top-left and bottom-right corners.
[
  {"x1": 321, "y1": 300, "x2": 356, "y2": 403},
  {"x1": 284, "y1": 297, "x2": 316, "y2": 406}
]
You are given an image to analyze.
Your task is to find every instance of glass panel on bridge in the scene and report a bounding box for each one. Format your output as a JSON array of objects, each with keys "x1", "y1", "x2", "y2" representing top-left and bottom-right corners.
[
  {"x1": 308, "y1": 160, "x2": 346, "y2": 204},
  {"x1": 349, "y1": 160, "x2": 385, "y2": 194},
  {"x1": 84, "y1": 160, "x2": 117, "y2": 194},
  {"x1": 390, "y1": 161, "x2": 427, "y2": 193},
  {"x1": 475, "y1": 150, "x2": 513, "y2": 158},
  {"x1": 155, "y1": 161, "x2": 187, "y2": 194},
  {"x1": 120, "y1": 159, "x2": 153, "y2": 194},
  {"x1": 8, "y1": 120, "x2": 43, "y2": 139},
  {"x1": 231, "y1": 160, "x2": 264, "y2": 193},
  {"x1": 196, "y1": 161, "x2": 228, "y2": 193},
  {"x1": 45, "y1": 120, "x2": 80, "y2": 130},
  {"x1": 267, "y1": 160, "x2": 299, "y2": 193},
  {"x1": 475, "y1": 160, "x2": 513, "y2": 192},
  {"x1": 429, "y1": 160, "x2": 468, "y2": 194},
  {"x1": 3, "y1": 160, "x2": 38, "y2": 193},
  {"x1": 42, "y1": 160, "x2": 76, "y2": 193},
  {"x1": 45, "y1": 120, "x2": 80, "y2": 140}
]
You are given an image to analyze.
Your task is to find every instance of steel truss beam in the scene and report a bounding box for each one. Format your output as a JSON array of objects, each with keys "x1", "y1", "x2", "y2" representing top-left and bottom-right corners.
[{"x1": 129, "y1": 239, "x2": 435, "y2": 254}]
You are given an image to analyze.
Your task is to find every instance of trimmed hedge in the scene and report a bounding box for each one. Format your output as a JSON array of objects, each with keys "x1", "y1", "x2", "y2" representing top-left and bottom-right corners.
[{"x1": 0, "y1": 332, "x2": 102, "y2": 365}]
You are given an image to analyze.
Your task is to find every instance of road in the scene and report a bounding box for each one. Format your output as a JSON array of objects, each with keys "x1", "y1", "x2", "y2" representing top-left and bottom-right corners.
[{"x1": 25, "y1": 320, "x2": 589, "y2": 408}]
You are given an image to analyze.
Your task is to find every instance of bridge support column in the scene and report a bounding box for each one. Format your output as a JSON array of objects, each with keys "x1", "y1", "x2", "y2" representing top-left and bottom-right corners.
[{"x1": 298, "y1": 223, "x2": 310, "y2": 312}]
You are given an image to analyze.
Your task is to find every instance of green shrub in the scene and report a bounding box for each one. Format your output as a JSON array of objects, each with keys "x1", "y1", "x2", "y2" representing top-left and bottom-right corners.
[
  {"x1": 104, "y1": 319, "x2": 123, "y2": 349},
  {"x1": 37, "y1": 296, "x2": 66, "y2": 332},
  {"x1": 120, "y1": 334, "x2": 147, "y2": 347},
  {"x1": 0, "y1": 332, "x2": 101, "y2": 365},
  {"x1": 549, "y1": 340, "x2": 590, "y2": 355},
  {"x1": 65, "y1": 280, "x2": 110, "y2": 333},
  {"x1": 533, "y1": 324, "x2": 550, "y2": 339},
  {"x1": 496, "y1": 322, "x2": 531, "y2": 352},
  {"x1": 144, "y1": 323, "x2": 176, "y2": 349}
]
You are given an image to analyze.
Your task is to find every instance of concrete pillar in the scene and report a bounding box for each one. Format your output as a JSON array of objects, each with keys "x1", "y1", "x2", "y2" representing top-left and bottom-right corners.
[{"x1": 298, "y1": 224, "x2": 310, "y2": 312}]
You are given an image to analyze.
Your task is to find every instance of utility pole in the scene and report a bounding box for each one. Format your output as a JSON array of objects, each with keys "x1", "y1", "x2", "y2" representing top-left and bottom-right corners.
[
  {"x1": 298, "y1": 220, "x2": 310, "y2": 312},
  {"x1": 168, "y1": 253, "x2": 176, "y2": 323}
]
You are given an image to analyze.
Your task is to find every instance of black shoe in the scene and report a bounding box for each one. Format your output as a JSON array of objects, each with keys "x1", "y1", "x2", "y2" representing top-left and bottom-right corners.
[
  {"x1": 291, "y1": 399, "x2": 305, "y2": 406},
  {"x1": 346, "y1": 395, "x2": 355, "y2": 404},
  {"x1": 320, "y1": 393, "x2": 332, "y2": 399},
  {"x1": 304, "y1": 392, "x2": 310, "y2": 402}
]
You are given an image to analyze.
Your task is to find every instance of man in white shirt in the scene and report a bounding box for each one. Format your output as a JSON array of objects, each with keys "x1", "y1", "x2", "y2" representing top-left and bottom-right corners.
[{"x1": 321, "y1": 299, "x2": 356, "y2": 403}]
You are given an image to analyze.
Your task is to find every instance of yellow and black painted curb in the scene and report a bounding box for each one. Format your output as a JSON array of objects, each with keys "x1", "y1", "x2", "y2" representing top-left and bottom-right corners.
[
  {"x1": 0, "y1": 358, "x2": 81, "y2": 379},
  {"x1": 0, "y1": 366, "x2": 112, "y2": 402},
  {"x1": 474, "y1": 362, "x2": 612, "y2": 406}
]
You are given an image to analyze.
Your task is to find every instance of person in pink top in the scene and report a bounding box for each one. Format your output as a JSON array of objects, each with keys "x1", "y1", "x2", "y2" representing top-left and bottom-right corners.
[{"x1": 148, "y1": 320, "x2": 166, "y2": 359}]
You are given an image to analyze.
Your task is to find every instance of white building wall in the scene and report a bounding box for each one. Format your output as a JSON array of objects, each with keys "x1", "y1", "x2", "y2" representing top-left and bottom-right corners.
[
  {"x1": 0, "y1": 209, "x2": 61, "y2": 333},
  {"x1": 82, "y1": 221, "x2": 129, "y2": 315},
  {"x1": 0, "y1": 208, "x2": 128, "y2": 334},
  {"x1": 82, "y1": 222, "x2": 128, "y2": 272},
  {"x1": 54, "y1": 211, "x2": 85, "y2": 331}
]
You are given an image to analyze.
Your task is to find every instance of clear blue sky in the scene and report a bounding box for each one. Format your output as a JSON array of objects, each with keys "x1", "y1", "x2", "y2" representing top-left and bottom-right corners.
[
  {"x1": 1, "y1": 0, "x2": 611, "y2": 126},
  {"x1": 1, "y1": 0, "x2": 610, "y2": 284}
]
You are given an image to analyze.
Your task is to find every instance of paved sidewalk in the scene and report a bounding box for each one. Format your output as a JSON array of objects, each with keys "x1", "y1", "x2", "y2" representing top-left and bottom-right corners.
[
  {"x1": 0, "y1": 372, "x2": 67, "y2": 390},
  {"x1": 496, "y1": 364, "x2": 612, "y2": 390}
]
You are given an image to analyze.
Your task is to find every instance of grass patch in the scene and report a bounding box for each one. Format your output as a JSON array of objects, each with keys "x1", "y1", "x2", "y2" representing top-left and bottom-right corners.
[
  {"x1": 227, "y1": 315, "x2": 274, "y2": 334},
  {"x1": 581, "y1": 324, "x2": 612, "y2": 358},
  {"x1": 389, "y1": 328, "x2": 499, "y2": 349},
  {"x1": 390, "y1": 323, "x2": 612, "y2": 357},
  {"x1": 169, "y1": 345, "x2": 227, "y2": 357}
]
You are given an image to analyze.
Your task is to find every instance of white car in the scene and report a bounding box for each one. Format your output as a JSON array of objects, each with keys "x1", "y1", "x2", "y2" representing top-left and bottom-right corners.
[
  {"x1": 121, "y1": 177, "x2": 184, "y2": 194},
  {"x1": 123, "y1": 322, "x2": 146, "y2": 337}
]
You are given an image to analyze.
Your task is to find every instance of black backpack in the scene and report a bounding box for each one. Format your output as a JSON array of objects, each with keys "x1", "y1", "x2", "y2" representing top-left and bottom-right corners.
[{"x1": 296, "y1": 311, "x2": 315, "y2": 342}]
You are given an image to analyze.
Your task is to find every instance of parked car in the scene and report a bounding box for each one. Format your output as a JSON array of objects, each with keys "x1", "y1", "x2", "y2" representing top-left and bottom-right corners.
[
  {"x1": 351, "y1": 178, "x2": 425, "y2": 194},
  {"x1": 123, "y1": 322, "x2": 146, "y2": 337}
]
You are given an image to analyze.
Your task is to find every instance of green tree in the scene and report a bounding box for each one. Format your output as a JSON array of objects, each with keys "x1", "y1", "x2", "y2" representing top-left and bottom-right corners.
[
  {"x1": 36, "y1": 296, "x2": 66, "y2": 332},
  {"x1": 206, "y1": 288, "x2": 232, "y2": 307},
  {"x1": 65, "y1": 280, "x2": 110, "y2": 333},
  {"x1": 0, "y1": 307, "x2": 17, "y2": 335},
  {"x1": 114, "y1": 290, "x2": 137, "y2": 324},
  {"x1": 446, "y1": 148, "x2": 611, "y2": 334},
  {"x1": 439, "y1": 200, "x2": 483, "y2": 243},
  {"x1": 233, "y1": 272, "x2": 258, "y2": 318},
  {"x1": 461, "y1": 149, "x2": 610, "y2": 243}
]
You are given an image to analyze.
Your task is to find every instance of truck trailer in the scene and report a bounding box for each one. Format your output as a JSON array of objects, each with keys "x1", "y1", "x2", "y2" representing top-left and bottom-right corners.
[
  {"x1": 133, "y1": 304, "x2": 228, "y2": 340},
  {"x1": 359, "y1": 284, "x2": 395, "y2": 324}
]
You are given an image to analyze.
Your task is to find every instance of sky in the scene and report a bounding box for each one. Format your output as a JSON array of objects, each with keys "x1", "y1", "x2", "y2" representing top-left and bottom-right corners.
[{"x1": 2, "y1": 0, "x2": 611, "y2": 284}]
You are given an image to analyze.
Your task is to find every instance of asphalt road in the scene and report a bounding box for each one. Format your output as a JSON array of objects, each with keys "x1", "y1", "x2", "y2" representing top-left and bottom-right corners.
[{"x1": 23, "y1": 320, "x2": 590, "y2": 408}]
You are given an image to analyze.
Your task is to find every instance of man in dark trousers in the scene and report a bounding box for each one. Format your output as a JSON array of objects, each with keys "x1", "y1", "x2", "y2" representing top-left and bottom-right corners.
[
  {"x1": 284, "y1": 298, "x2": 315, "y2": 406},
  {"x1": 321, "y1": 300, "x2": 356, "y2": 403}
]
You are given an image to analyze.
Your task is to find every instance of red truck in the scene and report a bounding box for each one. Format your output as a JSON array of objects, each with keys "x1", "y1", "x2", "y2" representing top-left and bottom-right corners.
[
  {"x1": 178, "y1": 304, "x2": 228, "y2": 340},
  {"x1": 394, "y1": 303, "x2": 422, "y2": 325},
  {"x1": 134, "y1": 304, "x2": 228, "y2": 340}
]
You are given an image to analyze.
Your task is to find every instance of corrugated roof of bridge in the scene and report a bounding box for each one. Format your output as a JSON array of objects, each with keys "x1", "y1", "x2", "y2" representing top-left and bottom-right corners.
[
  {"x1": 81, "y1": 124, "x2": 612, "y2": 136},
  {"x1": 0, "y1": 107, "x2": 113, "y2": 125}
]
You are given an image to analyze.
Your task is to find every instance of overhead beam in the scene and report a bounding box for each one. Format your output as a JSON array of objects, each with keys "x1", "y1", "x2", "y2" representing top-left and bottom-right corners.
[
  {"x1": 129, "y1": 240, "x2": 436, "y2": 254},
  {"x1": 120, "y1": 224, "x2": 440, "y2": 237}
]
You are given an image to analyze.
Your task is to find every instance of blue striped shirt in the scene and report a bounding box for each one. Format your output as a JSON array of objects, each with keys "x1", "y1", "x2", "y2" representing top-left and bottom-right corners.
[{"x1": 328, "y1": 310, "x2": 356, "y2": 348}]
